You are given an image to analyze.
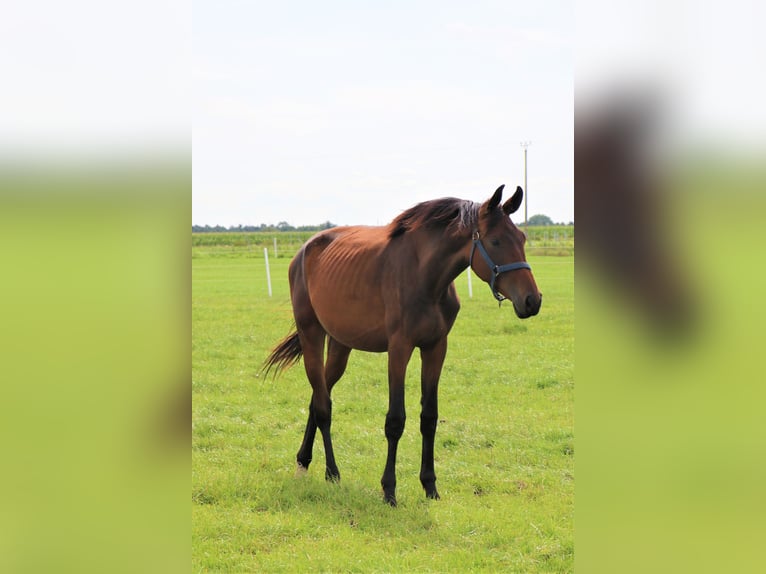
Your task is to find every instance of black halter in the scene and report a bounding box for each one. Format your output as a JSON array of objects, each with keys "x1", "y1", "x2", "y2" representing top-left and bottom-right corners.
[{"x1": 469, "y1": 231, "x2": 531, "y2": 302}]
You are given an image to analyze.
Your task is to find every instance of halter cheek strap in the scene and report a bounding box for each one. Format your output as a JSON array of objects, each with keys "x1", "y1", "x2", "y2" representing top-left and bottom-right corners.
[{"x1": 469, "y1": 231, "x2": 531, "y2": 302}]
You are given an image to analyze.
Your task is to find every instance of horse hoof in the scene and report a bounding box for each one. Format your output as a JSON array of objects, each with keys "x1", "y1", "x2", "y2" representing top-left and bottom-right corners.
[
  {"x1": 325, "y1": 469, "x2": 341, "y2": 483},
  {"x1": 426, "y1": 489, "x2": 441, "y2": 500},
  {"x1": 295, "y1": 463, "x2": 308, "y2": 477},
  {"x1": 383, "y1": 491, "x2": 397, "y2": 507}
]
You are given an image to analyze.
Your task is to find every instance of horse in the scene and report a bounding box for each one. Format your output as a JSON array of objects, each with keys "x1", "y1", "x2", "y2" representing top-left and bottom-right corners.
[
  {"x1": 576, "y1": 98, "x2": 694, "y2": 332},
  {"x1": 264, "y1": 184, "x2": 541, "y2": 506}
]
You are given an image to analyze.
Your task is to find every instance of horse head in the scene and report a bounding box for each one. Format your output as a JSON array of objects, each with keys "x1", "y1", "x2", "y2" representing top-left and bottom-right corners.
[{"x1": 471, "y1": 185, "x2": 542, "y2": 318}]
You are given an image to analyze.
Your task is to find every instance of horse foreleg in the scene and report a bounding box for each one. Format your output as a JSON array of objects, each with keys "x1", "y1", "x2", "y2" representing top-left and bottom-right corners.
[
  {"x1": 419, "y1": 338, "x2": 447, "y2": 500},
  {"x1": 381, "y1": 341, "x2": 414, "y2": 506}
]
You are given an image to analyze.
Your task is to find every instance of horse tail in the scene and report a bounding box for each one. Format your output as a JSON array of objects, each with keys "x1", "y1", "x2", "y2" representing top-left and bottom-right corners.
[{"x1": 263, "y1": 330, "x2": 303, "y2": 377}]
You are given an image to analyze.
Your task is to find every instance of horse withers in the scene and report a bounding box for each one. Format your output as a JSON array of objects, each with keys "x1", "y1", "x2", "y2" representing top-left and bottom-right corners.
[{"x1": 264, "y1": 185, "x2": 541, "y2": 506}]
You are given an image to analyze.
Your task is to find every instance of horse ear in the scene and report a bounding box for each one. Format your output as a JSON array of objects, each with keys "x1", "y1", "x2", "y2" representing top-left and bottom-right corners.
[
  {"x1": 503, "y1": 186, "x2": 523, "y2": 215},
  {"x1": 486, "y1": 184, "x2": 505, "y2": 211}
]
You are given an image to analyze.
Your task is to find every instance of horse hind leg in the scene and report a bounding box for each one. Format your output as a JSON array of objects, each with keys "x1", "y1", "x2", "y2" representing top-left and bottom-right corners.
[
  {"x1": 293, "y1": 319, "x2": 328, "y2": 475},
  {"x1": 324, "y1": 337, "x2": 352, "y2": 393},
  {"x1": 295, "y1": 337, "x2": 351, "y2": 478},
  {"x1": 295, "y1": 397, "x2": 317, "y2": 476},
  {"x1": 284, "y1": 251, "x2": 336, "y2": 479}
]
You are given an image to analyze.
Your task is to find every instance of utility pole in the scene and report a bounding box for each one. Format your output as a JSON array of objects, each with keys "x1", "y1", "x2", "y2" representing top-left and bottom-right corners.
[{"x1": 520, "y1": 141, "x2": 531, "y2": 232}]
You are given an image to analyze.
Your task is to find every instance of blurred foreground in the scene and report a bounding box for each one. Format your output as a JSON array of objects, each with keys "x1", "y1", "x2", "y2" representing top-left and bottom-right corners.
[
  {"x1": 1, "y1": 1, "x2": 188, "y2": 570},
  {"x1": 577, "y1": 153, "x2": 766, "y2": 572},
  {"x1": 0, "y1": 163, "x2": 189, "y2": 573},
  {"x1": 576, "y1": 1, "x2": 766, "y2": 569}
]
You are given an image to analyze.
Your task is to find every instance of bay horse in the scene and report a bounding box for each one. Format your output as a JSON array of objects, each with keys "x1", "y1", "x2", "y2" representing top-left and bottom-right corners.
[{"x1": 264, "y1": 184, "x2": 541, "y2": 506}]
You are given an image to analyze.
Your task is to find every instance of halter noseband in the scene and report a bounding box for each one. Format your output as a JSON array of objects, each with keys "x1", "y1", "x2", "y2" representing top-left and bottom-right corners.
[{"x1": 469, "y1": 231, "x2": 531, "y2": 302}]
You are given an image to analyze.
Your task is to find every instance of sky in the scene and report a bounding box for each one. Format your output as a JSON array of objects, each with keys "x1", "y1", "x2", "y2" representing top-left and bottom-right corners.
[
  {"x1": 1, "y1": 1, "x2": 188, "y2": 158},
  {"x1": 2, "y1": 0, "x2": 762, "y2": 220},
  {"x1": 193, "y1": 1, "x2": 574, "y2": 227}
]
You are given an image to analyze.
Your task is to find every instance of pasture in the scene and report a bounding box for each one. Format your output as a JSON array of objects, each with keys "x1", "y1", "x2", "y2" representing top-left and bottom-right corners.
[{"x1": 192, "y1": 240, "x2": 574, "y2": 572}]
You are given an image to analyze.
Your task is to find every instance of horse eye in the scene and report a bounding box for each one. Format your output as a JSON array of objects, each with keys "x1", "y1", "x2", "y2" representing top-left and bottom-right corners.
[{"x1": 490, "y1": 239, "x2": 500, "y2": 247}]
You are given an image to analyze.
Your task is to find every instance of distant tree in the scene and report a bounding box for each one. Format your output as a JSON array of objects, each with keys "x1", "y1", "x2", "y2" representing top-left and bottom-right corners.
[
  {"x1": 192, "y1": 220, "x2": 344, "y2": 232},
  {"x1": 527, "y1": 214, "x2": 554, "y2": 226}
]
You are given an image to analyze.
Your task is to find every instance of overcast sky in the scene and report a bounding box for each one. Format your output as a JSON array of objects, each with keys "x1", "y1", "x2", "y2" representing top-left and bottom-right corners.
[{"x1": 193, "y1": 1, "x2": 574, "y2": 227}]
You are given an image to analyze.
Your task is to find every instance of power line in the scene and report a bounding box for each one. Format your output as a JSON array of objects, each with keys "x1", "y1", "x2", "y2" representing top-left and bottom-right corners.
[{"x1": 520, "y1": 141, "x2": 531, "y2": 231}]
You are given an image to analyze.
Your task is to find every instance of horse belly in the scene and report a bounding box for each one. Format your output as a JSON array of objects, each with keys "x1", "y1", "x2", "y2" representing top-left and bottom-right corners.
[
  {"x1": 307, "y1": 264, "x2": 388, "y2": 352},
  {"x1": 312, "y1": 294, "x2": 388, "y2": 352}
]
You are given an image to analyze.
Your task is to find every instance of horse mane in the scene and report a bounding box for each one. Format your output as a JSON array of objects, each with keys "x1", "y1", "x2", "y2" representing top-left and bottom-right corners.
[{"x1": 388, "y1": 198, "x2": 479, "y2": 239}]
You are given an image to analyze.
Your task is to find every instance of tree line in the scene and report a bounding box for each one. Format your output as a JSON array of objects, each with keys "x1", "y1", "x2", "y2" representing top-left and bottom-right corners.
[
  {"x1": 192, "y1": 215, "x2": 572, "y2": 233},
  {"x1": 192, "y1": 221, "x2": 337, "y2": 233},
  {"x1": 526, "y1": 214, "x2": 574, "y2": 226}
]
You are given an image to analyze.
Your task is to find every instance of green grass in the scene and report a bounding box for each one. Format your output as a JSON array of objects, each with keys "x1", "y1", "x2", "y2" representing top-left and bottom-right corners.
[{"x1": 193, "y1": 245, "x2": 573, "y2": 572}]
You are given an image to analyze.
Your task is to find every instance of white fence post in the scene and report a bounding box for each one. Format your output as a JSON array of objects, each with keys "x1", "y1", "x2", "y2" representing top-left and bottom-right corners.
[
  {"x1": 467, "y1": 267, "x2": 473, "y2": 298},
  {"x1": 264, "y1": 248, "x2": 272, "y2": 297}
]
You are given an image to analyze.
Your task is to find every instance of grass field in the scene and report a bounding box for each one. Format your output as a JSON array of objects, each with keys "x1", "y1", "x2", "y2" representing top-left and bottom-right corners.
[{"x1": 192, "y1": 244, "x2": 574, "y2": 572}]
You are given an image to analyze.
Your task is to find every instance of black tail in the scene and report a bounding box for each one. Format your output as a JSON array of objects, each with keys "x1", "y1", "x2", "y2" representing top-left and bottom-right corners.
[{"x1": 263, "y1": 330, "x2": 303, "y2": 377}]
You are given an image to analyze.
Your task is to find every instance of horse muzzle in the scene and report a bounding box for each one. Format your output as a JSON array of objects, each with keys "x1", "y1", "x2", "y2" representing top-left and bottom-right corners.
[{"x1": 513, "y1": 292, "x2": 542, "y2": 319}]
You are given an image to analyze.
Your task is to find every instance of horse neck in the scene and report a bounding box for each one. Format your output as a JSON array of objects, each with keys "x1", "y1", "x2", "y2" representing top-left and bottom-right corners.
[{"x1": 415, "y1": 228, "x2": 472, "y2": 299}]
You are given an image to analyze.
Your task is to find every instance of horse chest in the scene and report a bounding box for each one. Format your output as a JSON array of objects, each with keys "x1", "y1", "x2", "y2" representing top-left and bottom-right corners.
[{"x1": 404, "y1": 297, "x2": 460, "y2": 348}]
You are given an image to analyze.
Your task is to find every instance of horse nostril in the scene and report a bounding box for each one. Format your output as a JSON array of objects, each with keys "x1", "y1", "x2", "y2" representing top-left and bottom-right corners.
[{"x1": 524, "y1": 293, "x2": 541, "y2": 315}]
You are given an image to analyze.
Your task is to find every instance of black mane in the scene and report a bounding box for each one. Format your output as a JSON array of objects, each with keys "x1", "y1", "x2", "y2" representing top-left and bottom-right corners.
[{"x1": 388, "y1": 198, "x2": 479, "y2": 239}]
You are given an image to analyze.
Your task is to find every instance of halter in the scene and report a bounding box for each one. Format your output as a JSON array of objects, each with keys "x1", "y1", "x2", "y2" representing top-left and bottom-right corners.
[{"x1": 469, "y1": 231, "x2": 531, "y2": 303}]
